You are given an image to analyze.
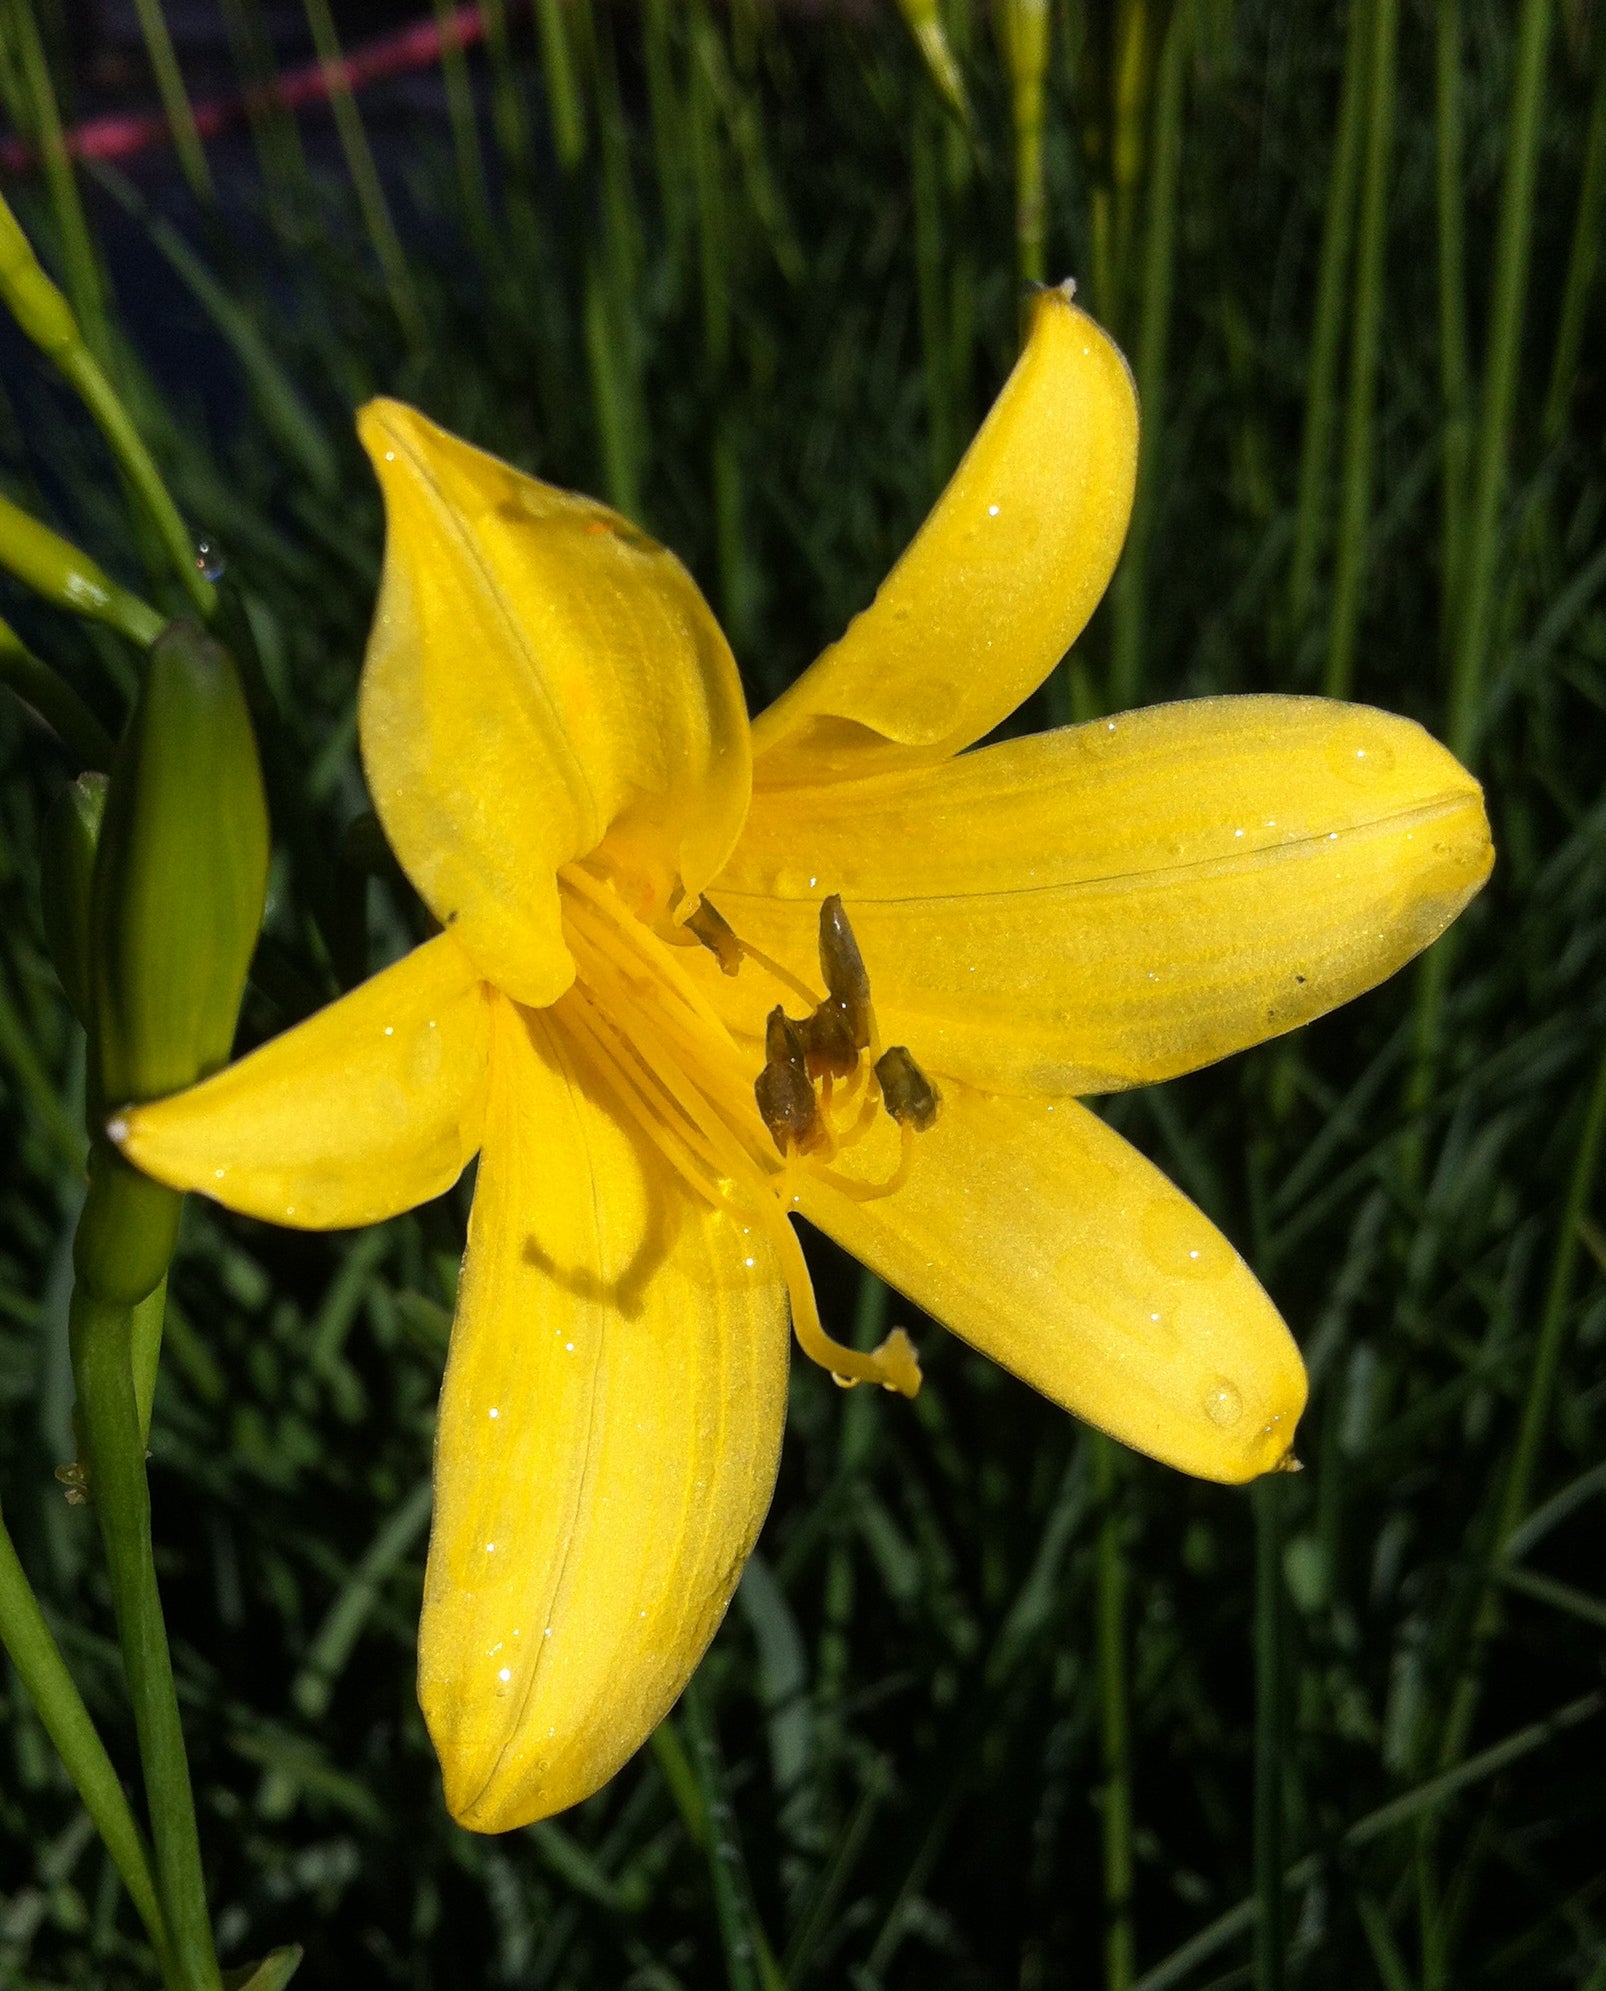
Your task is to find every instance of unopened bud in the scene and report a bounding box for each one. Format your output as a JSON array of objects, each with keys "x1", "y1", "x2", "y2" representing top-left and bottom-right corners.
[
  {"x1": 0, "y1": 492, "x2": 164, "y2": 648},
  {"x1": 0, "y1": 189, "x2": 78, "y2": 363},
  {"x1": 92, "y1": 620, "x2": 269, "y2": 1109},
  {"x1": 39, "y1": 772, "x2": 108, "y2": 1029}
]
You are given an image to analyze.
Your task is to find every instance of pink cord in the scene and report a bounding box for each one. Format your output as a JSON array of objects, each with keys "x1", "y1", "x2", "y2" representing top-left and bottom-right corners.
[{"x1": 1, "y1": 5, "x2": 488, "y2": 174}]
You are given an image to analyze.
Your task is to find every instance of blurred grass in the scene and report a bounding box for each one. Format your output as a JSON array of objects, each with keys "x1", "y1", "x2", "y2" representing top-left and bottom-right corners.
[{"x1": 0, "y1": 0, "x2": 1603, "y2": 1986}]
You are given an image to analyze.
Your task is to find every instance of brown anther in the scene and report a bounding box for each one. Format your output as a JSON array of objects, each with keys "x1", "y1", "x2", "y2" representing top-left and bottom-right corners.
[
  {"x1": 800, "y1": 1000, "x2": 858, "y2": 1080},
  {"x1": 875, "y1": 1046, "x2": 940, "y2": 1130},
  {"x1": 756, "y1": 1005, "x2": 821, "y2": 1153},
  {"x1": 686, "y1": 895, "x2": 743, "y2": 975},
  {"x1": 818, "y1": 895, "x2": 872, "y2": 1051}
]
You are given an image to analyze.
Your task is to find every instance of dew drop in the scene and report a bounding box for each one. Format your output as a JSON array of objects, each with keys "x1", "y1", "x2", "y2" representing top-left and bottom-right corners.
[
  {"x1": 193, "y1": 537, "x2": 226, "y2": 583},
  {"x1": 1203, "y1": 1378, "x2": 1244, "y2": 1428},
  {"x1": 1140, "y1": 1199, "x2": 1235, "y2": 1280},
  {"x1": 1327, "y1": 728, "x2": 1398, "y2": 784}
]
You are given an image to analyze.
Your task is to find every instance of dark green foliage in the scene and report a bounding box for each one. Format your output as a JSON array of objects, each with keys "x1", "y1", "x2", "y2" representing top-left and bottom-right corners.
[{"x1": 0, "y1": 1, "x2": 1603, "y2": 1985}]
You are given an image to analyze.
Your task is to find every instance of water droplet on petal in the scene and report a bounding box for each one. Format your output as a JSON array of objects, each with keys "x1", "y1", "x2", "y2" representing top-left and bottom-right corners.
[
  {"x1": 1141, "y1": 1199, "x2": 1235, "y2": 1281},
  {"x1": 1203, "y1": 1379, "x2": 1244, "y2": 1427},
  {"x1": 1327, "y1": 727, "x2": 1398, "y2": 784}
]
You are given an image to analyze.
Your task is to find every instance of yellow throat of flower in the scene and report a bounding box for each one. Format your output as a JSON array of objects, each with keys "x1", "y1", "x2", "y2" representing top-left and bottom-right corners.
[{"x1": 556, "y1": 864, "x2": 935, "y2": 1399}]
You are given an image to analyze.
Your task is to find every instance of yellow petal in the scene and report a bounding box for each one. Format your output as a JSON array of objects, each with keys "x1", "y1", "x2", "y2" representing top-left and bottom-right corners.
[
  {"x1": 797, "y1": 1088, "x2": 1305, "y2": 1483},
  {"x1": 358, "y1": 402, "x2": 752, "y2": 1005},
  {"x1": 711, "y1": 698, "x2": 1493, "y2": 1094},
  {"x1": 749, "y1": 286, "x2": 1137, "y2": 784},
  {"x1": 112, "y1": 933, "x2": 489, "y2": 1229},
  {"x1": 421, "y1": 993, "x2": 789, "y2": 1831}
]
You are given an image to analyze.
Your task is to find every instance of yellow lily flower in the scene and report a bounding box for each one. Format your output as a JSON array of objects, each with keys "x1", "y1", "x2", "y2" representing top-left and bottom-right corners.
[{"x1": 112, "y1": 286, "x2": 1492, "y2": 1833}]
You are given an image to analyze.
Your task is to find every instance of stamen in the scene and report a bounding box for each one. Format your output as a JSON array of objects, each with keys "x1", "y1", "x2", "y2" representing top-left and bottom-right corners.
[
  {"x1": 812, "y1": 1121, "x2": 917, "y2": 1202},
  {"x1": 817, "y1": 895, "x2": 872, "y2": 1055},
  {"x1": 685, "y1": 895, "x2": 743, "y2": 975},
  {"x1": 800, "y1": 999, "x2": 858, "y2": 1079},
  {"x1": 874, "y1": 1046, "x2": 941, "y2": 1131},
  {"x1": 558, "y1": 919, "x2": 920, "y2": 1400},
  {"x1": 828, "y1": 1082, "x2": 884, "y2": 1153},
  {"x1": 728, "y1": 931, "x2": 822, "y2": 1013},
  {"x1": 561, "y1": 992, "x2": 731, "y2": 1206},
  {"x1": 755, "y1": 1006, "x2": 824, "y2": 1156}
]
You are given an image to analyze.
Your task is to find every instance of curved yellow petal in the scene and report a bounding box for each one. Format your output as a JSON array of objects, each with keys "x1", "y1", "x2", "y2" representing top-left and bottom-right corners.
[
  {"x1": 421, "y1": 993, "x2": 789, "y2": 1831},
  {"x1": 797, "y1": 1088, "x2": 1305, "y2": 1483},
  {"x1": 111, "y1": 933, "x2": 490, "y2": 1229},
  {"x1": 749, "y1": 286, "x2": 1137, "y2": 784},
  {"x1": 711, "y1": 698, "x2": 1493, "y2": 1094},
  {"x1": 358, "y1": 402, "x2": 752, "y2": 1005}
]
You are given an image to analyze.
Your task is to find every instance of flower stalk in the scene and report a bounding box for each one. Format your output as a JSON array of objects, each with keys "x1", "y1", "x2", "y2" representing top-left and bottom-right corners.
[
  {"x1": 68, "y1": 1285, "x2": 221, "y2": 1991},
  {"x1": 0, "y1": 1498, "x2": 177, "y2": 1984},
  {"x1": 0, "y1": 190, "x2": 215, "y2": 621}
]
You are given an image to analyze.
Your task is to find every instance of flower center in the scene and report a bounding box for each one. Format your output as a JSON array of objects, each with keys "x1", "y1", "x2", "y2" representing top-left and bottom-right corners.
[{"x1": 556, "y1": 864, "x2": 934, "y2": 1397}]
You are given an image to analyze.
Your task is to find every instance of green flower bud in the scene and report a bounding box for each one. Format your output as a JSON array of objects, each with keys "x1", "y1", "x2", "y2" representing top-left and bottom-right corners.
[
  {"x1": 0, "y1": 491, "x2": 165, "y2": 649},
  {"x1": 0, "y1": 190, "x2": 78, "y2": 363},
  {"x1": 92, "y1": 620, "x2": 269, "y2": 1111},
  {"x1": 39, "y1": 772, "x2": 108, "y2": 1029},
  {"x1": 73, "y1": 1141, "x2": 182, "y2": 1306}
]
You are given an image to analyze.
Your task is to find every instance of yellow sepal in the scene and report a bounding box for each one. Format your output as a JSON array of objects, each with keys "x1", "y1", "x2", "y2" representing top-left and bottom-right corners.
[
  {"x1": 113, "y1": 933, "x2": 489, "y2": 1229},
  {"x1": 711, "y1": 697, "x2": 1493, "y2": 1095},
  {"x1": 750, "y1": 287, "x2": 1137, "y2": 783},
  {"x1": 798, "y1": 1085, "x2": 1306, "y2": 1484}
]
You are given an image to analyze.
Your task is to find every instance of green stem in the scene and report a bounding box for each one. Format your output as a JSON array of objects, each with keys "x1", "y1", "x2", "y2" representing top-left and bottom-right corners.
[
  {"x1": 1107, "y1": 0, "x2": 1190, "y2": 712},
  {"x1": 1407, "y1": 0, "x2": 1551, "y2": 1185},
  {"x1": 680, "y1": 1675, "x2": 784, "y2": 1991},
  {"x1": 428, "y1": 0, "x2": 497, "y2": 263},
  {"x1": 299, "y1": 0, "x2": 425, "y2": 354},
  {"x1": 217, "y1": 0, "x2": 312, "y2": 237},
  {"x1": 1324, "y1": 0, "x2": 1398, "y2": 700},
  {"x1": 1133, "y1": 1690, "x2": 1604, "y2": 1991},
  {"x1": 0, "y1": 1502, "x2": 178, "y2": 1983},
  {"x1": 536, "y1": 0, "x2": 586, "y2": 170},
  {"x1": 2, "y1": 0, "x2": 110, "y2": 365},
  {"x1": 1004, "y1": 0, "x2": 1049, "y2": 293},
  {"x1": 913, "y1": 97, "x2": 956, "y2": 495},
  {"x1": 589, "y1": 6, "x2": 647, "y2": 520},
  {"x1": 1435, "y1": 0, "x2": 1471, "y2": 621},
  {"x1": 1539, "y1": 23, "x2": 1606, "y2": 444},
  {"x1": 1095, "y1": 1432, "x2": 1133, "y2": 1991},
  {"x1": 0, "y1": 614, "x2": 116, "y2": 766},
  {"x1": 131, "y1": 1277, "x2": 167, "y2": 1451},
  {"x1": 69, "y1": 1288, "x2": 221, "y2": 1991},
  {"x1": 1288, "y1": 0, "x2": 1367, "y2": 636},
  {"x1": 1252, "y1": 1476, "x2": 1286, "y2": 1991},
  {"x1": 130, "y1": 0, "x2": 215, "y2": 208},
  {"x1": 1437, "y1": 1032, "x2": 1606, "y2": 1771},
  {"x1": 583, "y1": 250, "x2": 641, "y2": 522},
  {"x1": 1444, "y1": 0, "x2": 1551, "y2": 764},
  {"x1": 0, "y1": 186, "x2": 215, "y2": 620}
]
